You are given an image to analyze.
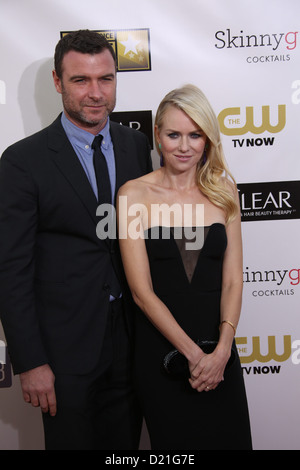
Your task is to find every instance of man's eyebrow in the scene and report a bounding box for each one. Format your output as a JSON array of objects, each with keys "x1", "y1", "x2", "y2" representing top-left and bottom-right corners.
[
  {"x1": 101, "y1": 73, "x2": 116, "y2": 79},
  {"x1": 69, "y1": 74, "x2": 87, "y2": 80},
  {"x1": 69, "y1": 73, "x2": 116, "y2": 81}
]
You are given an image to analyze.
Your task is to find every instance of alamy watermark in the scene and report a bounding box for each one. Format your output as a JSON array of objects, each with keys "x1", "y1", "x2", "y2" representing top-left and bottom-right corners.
[{"x1": 96, "y1": 196, "x2": 205, "y2": 250}]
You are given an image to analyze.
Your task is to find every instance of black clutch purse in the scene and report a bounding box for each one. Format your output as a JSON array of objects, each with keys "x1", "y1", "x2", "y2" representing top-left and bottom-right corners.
[{"x1": 163, "y1": 340, "x2": 236, "y2": 378}]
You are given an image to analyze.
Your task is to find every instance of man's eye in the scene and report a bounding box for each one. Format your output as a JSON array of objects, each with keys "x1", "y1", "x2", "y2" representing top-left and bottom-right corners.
[{"x1": 102, "y1": 76, "x2": 115, "y2": 82}]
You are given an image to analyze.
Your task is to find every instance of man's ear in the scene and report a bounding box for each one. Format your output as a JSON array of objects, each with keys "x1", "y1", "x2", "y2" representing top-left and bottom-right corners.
[{"x1": 52, "y1": 69, "x2": 62, "y2": 94}]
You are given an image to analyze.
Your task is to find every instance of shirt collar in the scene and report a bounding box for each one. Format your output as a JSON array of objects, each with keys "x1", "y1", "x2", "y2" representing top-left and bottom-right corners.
[{"x1": 61, "y1": 112, "x2": 112, "y2": 150}]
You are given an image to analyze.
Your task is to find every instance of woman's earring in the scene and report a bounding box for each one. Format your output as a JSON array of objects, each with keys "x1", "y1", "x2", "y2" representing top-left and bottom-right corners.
[
  {"x1": 202, "y1": 145, "x2": 208, "y2": 165},
  {"x1": 159, "y1": 143, "x2": 164, "y2": 167}
]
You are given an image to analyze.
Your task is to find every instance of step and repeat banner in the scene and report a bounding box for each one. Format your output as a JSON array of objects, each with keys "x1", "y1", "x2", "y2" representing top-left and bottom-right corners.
[{"x1": 0, "y1": 0, "x2": 299, "y2": 450}]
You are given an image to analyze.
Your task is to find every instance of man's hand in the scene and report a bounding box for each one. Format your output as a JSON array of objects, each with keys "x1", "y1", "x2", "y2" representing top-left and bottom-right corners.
[{"x1": 19, "y1": 364, "x2": 56, "y2": 416}]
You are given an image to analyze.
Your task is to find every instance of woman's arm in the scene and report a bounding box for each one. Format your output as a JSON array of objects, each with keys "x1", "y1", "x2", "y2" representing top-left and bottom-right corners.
[{"x1": 217, "y1": 193, "x2": 243, "y2": 356}]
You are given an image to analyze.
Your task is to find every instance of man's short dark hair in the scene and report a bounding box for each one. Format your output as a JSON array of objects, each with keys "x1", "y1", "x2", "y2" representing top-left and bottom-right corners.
[{"x1": 54, "y1": 29, "x2": 116, "y2": 79}]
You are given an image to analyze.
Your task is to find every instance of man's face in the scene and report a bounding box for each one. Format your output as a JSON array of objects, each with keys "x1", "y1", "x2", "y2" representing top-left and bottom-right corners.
[{"x1": 53, "y1": 49, "x2": 116, "y2": 134}]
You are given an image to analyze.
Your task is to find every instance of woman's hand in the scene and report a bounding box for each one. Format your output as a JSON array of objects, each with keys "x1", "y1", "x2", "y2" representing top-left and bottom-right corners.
[{"x1": 188, "y1": 348, "x2": 230, "y2": 392}]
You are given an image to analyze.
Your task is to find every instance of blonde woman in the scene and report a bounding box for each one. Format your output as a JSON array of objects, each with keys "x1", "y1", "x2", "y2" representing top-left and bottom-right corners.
[{"x1": 117, "y1": 85, "x2": 252, "y2": 450}]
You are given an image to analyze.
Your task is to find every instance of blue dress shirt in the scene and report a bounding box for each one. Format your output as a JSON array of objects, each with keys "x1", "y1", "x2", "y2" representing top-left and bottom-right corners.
[{"x1": 61, "y1": 112, "x2": 116, "y2": 203}]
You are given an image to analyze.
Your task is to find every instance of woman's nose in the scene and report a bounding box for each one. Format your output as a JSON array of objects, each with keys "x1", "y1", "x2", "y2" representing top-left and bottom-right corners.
[{"x1": 178, "y1": 136, "x2": 189, "y2": 152}]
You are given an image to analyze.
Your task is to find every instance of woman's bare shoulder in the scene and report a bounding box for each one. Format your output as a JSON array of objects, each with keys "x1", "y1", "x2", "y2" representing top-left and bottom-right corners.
[{"x1": 118, "y1": 170, "x2": 161, "y2": 199}]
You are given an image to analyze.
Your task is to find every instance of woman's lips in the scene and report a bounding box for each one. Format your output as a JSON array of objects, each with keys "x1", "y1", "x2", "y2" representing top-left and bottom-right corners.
[{"x1": 175, "y1": 154, "x2": 192, "y2": 161}]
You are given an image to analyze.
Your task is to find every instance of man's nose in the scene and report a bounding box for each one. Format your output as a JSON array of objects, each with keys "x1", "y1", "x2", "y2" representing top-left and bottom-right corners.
[{"x1": 88, "y1": 81, "x2": 102, "y2": 100}]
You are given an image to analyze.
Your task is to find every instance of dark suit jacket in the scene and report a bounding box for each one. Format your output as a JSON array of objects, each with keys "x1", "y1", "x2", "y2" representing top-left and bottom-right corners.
[{"x1": 0, "y1": 115, "x2": 152, "y2": 375}]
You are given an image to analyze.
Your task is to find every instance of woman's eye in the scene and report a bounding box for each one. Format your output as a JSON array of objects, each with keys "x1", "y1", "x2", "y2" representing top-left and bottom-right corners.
[
  {"x1": 167, "y1": 133, "x2": 178, "y2": 138},
  {"x1": 190, "y1": 133, "x2": 202, "y2": 139}
]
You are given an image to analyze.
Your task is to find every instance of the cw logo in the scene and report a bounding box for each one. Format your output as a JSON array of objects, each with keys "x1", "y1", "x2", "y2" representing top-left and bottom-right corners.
[
  {"x1": 218, "y1": 105, "x2": 286, "y2": 135},
  {"x1": 236, "y1": 335, "x2": 300, "y2": 364}
]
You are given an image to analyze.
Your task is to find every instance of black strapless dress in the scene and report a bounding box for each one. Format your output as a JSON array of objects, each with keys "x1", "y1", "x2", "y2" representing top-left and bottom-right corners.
[{"x1": 133, "y1": 223, "x2": 252, "y2": 450}]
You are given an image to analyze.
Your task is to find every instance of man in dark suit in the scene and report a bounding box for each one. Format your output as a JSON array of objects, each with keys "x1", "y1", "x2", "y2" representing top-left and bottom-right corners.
[{"x1": 0, "y1": 30, "x2": 152, "y2": 449}]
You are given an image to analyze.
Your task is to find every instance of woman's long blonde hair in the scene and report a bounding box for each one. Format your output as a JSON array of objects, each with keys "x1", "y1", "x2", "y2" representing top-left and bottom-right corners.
[{"x1": 155, "y1": 84, "x2": 239, "y2": 224}]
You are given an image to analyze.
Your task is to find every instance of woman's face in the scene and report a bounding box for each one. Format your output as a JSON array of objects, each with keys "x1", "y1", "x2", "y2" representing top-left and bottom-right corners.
[{"x1": 156, "y1": 106, "x2": 207, "y2": 171}]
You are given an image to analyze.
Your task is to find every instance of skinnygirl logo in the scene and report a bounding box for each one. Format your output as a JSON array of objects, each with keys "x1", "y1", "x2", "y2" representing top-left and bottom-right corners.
[
  {"x1": 215, "y1": 29, "x2": 298, "y2": 50},
  {"x1": 244, "y1": 266, "x2": 299, "y2": 298},
  {"x1": 243, "y1": 267, "x2": 300, "y2": 286}
]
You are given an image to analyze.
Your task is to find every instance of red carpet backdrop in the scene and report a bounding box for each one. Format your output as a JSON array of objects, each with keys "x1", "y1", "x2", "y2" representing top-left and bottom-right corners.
[{"x1": 0, "y1": 0, "x2": 299, "y2": 450}]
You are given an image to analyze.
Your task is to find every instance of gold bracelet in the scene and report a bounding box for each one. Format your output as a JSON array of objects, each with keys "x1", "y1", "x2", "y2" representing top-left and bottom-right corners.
[{"x1": 220, "y1": 320, "x2": 236, "y2": 336}]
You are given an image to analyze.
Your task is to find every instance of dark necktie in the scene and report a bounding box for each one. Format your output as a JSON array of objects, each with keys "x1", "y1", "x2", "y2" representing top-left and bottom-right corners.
[
  {"x1": 92, "y1": 135, "x2": 121, "y2": 298},
  {"x1": 92, "y1": 135, "x2": 111, "y2": 204}
]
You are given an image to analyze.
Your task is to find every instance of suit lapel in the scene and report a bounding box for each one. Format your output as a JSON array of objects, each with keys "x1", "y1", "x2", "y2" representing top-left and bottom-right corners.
[
  {"x1": 47, "y1": 116, "x2": 99, "y2": 227},
  {"x1": 110, "y1": 122, "x2": 132, "y2": 202}
]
